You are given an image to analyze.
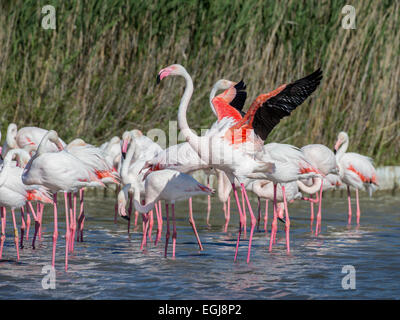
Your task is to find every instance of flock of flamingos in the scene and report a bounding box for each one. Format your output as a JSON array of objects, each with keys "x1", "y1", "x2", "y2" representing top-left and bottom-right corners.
[{"x1": 0, "y1": 64, "x2": 379, "y2": 271}]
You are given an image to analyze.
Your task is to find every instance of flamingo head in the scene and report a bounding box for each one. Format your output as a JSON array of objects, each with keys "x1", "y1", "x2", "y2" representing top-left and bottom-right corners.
[
  {"x1": 48, "y1": 130, "x2": 64, "y2": 151},
  {"x1": 156, "y1": 64, "x2": 186, "y2": 84},
  {"x1": 334, "y1": 131, "x2": 348, "y2": 154}
]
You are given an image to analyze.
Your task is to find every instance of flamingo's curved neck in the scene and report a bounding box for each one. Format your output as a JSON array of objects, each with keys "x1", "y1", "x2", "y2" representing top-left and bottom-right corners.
[
  {"x1": 209, "y1": 86, "x2": 219, "y2": 117},
  {"x1": 177, "y1": 70, "x2": 200, "y2": 150},
  {"x1": 0, "y1": 149, "x2": 22, "y2": 186},
  {"x1": 36, "y1": 131, "x2": 63, "y2": 156},
  {"x1": 121, "y1": 137, "x2": 136, "y2": 183},
  {"x1": 131, "y1": 183, "x2": 154, "y2": 214},
  {"x1": 336, "y1": 138, "x2": 348, "y2": 160},
  {"x1": 6, "y1": 127, "x2": 17, "y2": 150},
  {"x1": 252, "y1": 180, "x2": 273, "y2": 198},
  {"x1": 297, "y1": 178, "x2": 322, "y2": 195}
]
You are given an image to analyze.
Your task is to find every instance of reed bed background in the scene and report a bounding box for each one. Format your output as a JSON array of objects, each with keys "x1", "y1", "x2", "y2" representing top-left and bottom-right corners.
[{"x1": 0, "y1": 0, "x2": 398, "y2": 164}]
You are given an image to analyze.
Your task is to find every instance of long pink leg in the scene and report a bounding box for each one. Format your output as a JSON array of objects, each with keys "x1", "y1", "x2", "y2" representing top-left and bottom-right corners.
[
  {"x1": 164, "y1": 204, "x2": 170, "y2": 257},
  {"x1": 263, "y1": 200, "x2": 269, "y2": 233},
  {"x1": 223, "y1": 196, "x2": 231, "y2": 232},
  {"x1": 26, "y1": 204, "x2": 31, "y2": 241},
  {"x1": 37, "y1": 203, "x2": 42, "y2": 241},
  {"x1": 52, "y1": 194, "x2": 58, "y2": 267},
  {"x1": 355, "y1": 189, "x2": 361, "y2": 225},
  {"x1": 188, "y1": 197, "x2": 203, "y2": 251},
  {"x1": 171, "y1": 204, "x2": 177, "y2": 259},
  {"x1": 140, "y1": 213, "x2": 149, "y2": 250},
  {"x1": 28, "y1": 202, "x2": 40, "y2": 249},
  {"x1": 241, "y1": 190, "x2": 247, "y2": 239},
  {"x1": 241, "y1": 184, "x2": 257, "y2": 264},
  {"x1": 70, "y1": 192, "x2": 77, "y2": 252},
  {"x1": 154, "y1": 202, "x2": 161, "y2": 246},
  {"x1": 127, "y1": 193, "x2": 133, "y2": 234},
  {"x1": 310, "y1": 200, "x2": 314, "y2": 229},
  {"x1": 148, "y1": 210, "x2": 154, "y2": 241},
  {"x1": 155, "y1": 201, "x2": 163, "y2": 245},
  {"x1": 347, "y1": 186, "x2": 352, "y2": 225},
  {"x1": 64, "y1": 192, "x2": 70, "y2": 271},
  {"x1": 0, "y1": 207, "x2": 6, "y2": 259},
  {"x1": 281, "y1": 186, "x2": 291, "y2": 254},
  {"x1": 20, "y1": 206, "x2": 26, "y2": 249},
  {"x1": 206, "y1": 177, "x2": 212, "y2": 227},
  {"x1": 11, "y1": 209, "x2": 20, "y2": 261},
  {"x1": 68, "y1": 193, "x2": 76, "y2": 253},
  {"x1": 269, "y1": 183, "x2": 278, "y2": 252},
  {"x1": 77, "y1": 189, "x2": 85, "y2": 242},
  {"x1": 114, "y1": 185, "x2": 120, "y2": 224},
  {"x1": 134, "y1": 211, "x2": 139, "y2": 227},
  {"x1": 257, "y1": 197, "x2": 261, "y2": 231},
  {"x1": 315, "y1": 183, "x2": 323, "y2": 236},
  {"x1": 232, "y1": 183, "x2": 244, "y2": 262}
]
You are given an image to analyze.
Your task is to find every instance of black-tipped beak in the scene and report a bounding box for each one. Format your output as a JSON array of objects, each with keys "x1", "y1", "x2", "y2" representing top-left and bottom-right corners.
[
  {"x1": 278, "y1": 217, "x2": 286, "y2": 224},
  {"x1": 333, "y1": 149, "x2": 337, "y2": 155},
  {"x1": 121, "y1": 215, "x2": 130, "y2": 221},
  {"x1": 122, "y1": 151, "x2": 126, "y2": 160},
  {"x1": 156, "y1": 74, "x2": 161, "y2": 84}
]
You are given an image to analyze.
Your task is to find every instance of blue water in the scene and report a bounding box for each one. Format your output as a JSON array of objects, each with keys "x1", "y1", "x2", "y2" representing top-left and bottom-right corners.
[{"x1": 0, "y1": 190, "x2": 399, "y2": 299}]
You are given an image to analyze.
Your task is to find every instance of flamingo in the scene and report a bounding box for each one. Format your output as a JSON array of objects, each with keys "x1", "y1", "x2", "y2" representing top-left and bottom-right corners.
[
  {"x1": 2, "y1": 123, "x2": 67, "y2": 156},
  {"x1": 156, "y1": 63, "x2": 322, "y2": 262},
  {"x1": 118, "y1": 169, "x2": 214, "y2": 258},
  {"x1": 255, "y1": 142, "x2": 321, "y2": 252},
  {"x1": 299, "y1": 143, "x2": 339, "y2": 234},
  {"x1": 22, "y1": 130, "x2": 104, "y2": 271},
  {"x1": 66, "y1": 138, "x2": 120, "y2": 245},
  {"x1": 141, "y1": 79, "x2": 246, "y2": 232},
  {"x1": 0, "y1": 149, "x2": 52, "y2": 261},
  {"x1": 334, "y1": 131, "x2": 378, "y2": 225}
]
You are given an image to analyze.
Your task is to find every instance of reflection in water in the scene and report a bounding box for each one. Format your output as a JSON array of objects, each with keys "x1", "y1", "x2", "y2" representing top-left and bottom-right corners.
[{"x1": 0, "y1": 192, "x2": 399, "y2": 299}]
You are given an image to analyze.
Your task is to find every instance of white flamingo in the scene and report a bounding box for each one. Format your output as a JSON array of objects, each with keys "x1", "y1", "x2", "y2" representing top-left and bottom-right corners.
[
  {"x1": 22, "y1": 130, "x2": 104, "y2": 271},
  {"x1": 334, "y1": 131, "x2": 378, "y2": 224}
]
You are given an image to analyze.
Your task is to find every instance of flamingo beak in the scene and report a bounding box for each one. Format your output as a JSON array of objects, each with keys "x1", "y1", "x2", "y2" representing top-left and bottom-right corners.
[
  {"x1": 56, "y1": 142, "x2": 64, "y2": 151},
  {"x1": 122, "y1": 139, "x2": 129, "y2": 154},
  {"x1": 334, "y1": 140, "x2": 341, "y2": 154},
  {"x1": 157, "y1": 67, "x2": 172, "y2": 84}
]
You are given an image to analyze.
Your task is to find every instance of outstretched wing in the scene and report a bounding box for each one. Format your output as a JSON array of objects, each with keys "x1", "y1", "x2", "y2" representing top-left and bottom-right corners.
[
  {"x1": 229, "y1": 80, "x2": 247, "y2": 116},
  {"x1": 251, "y1": 68, "x2": 323, "y2": 140},
  {"x1": 212, "y1": 80, "x2": 247, "y2": 121}
]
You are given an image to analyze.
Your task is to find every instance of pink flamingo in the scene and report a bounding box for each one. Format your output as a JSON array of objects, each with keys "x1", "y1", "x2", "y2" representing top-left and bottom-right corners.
[
  {"x1": 119, "y1": 169, "x2": 213, "y2": 258},
  {"x1": 22, "y1": 130, "x2": 104, "y2": 271},
  {"x1": 157, "y1": 64, "x2": 322, "y2": 263},
  {"x1": 334, "y1": 131, "x2": 378, "y2": 225},
  {"x1": 0, "y1": 149, "x2": 52, "y2": 261}
]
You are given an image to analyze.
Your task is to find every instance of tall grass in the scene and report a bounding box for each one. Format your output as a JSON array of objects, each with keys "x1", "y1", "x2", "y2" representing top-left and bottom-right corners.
[{"x1": 0, "y1": 0, "x2": 398, "y2": 164}]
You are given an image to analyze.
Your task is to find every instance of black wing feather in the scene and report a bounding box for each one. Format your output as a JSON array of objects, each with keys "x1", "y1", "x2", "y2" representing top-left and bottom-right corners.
[
  {"x1": 252, "y1": 68, "x2": 323, "y2": 140},
  {"x1": 229, "y1": 80, "x2": 247, "y2": 116}
]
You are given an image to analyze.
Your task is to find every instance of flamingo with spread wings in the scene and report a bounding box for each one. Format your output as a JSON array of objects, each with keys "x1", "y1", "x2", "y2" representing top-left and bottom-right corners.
[{"x1": 157, "y1": 64, "x2": 322, "y2": 262}]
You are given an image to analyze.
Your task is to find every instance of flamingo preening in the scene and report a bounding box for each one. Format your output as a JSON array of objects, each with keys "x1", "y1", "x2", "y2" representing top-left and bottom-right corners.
[
  {"x1": 2, "y1": 123, "x2": 67, "y2": 156},
  {"x1": 299, "y1": 143, "x2": 339, "y2": 235},
  {"x1": 22, "y1": 130, "x2": 104, "y2": 271},
  {"x1": 334, "y1": 131, "x2": 378, "y2": 225},
  {"x1": 118, "y1": 168, "x2": 213, "y2": 258},
  {"x1": 157, "y1": 64, "x2": 322, "y2": 263}
]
